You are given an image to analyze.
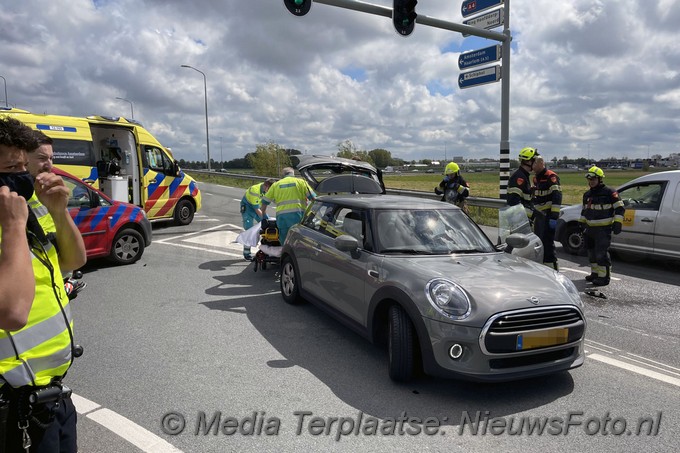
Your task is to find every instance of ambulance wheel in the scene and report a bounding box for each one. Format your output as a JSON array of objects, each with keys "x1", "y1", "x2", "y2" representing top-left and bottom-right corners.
[
  {"x1": 173, "y1": 199, "x2": 195, "y2": 226},
  {"x1": 109, "y1": 229, "x2": 145, "y2": 265},
  {"x1": 281, "y1": 256, "x2": 304, "y2": 305}
]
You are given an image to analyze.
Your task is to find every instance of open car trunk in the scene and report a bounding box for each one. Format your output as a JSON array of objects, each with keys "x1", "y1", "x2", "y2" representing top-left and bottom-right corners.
[{"x1": 293, "y1": 154, "x2": 386, "y2": 195}]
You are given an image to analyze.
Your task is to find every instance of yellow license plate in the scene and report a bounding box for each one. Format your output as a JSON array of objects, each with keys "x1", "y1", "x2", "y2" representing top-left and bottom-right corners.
[{"x1": 517, "y1": 328, "x2": 569, "y2": 350}]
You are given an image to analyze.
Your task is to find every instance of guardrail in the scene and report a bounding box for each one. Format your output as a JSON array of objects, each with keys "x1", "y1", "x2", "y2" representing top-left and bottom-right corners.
[{"x1": 187, "y1": 169, "x2": 507, "y2": 210}]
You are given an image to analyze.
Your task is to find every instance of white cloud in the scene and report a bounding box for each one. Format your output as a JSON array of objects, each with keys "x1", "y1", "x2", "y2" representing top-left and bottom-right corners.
[{"x1": 1, "y1": 0, "x2": 679, "y2": 164}]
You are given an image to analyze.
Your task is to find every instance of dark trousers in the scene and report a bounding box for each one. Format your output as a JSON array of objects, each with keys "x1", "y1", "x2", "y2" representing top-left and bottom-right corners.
[
  {"x1": 2, "y1": 394, "x2": 77, "y2": 452},
  {"x1": 585, "y1": 227, "x2": 612, "y2": 273},
  {"x1": 534, "y1": 217, "x2": 557, "y2": 265}
]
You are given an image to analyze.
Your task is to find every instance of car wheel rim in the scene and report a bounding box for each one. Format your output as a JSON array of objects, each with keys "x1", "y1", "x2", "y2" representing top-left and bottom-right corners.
[
  {"x1": 115, "y1": 235, "x2": 140, "y2": 261},
  {"x1": 282, "y1": 263, "x2": 295, "y2": 296}
]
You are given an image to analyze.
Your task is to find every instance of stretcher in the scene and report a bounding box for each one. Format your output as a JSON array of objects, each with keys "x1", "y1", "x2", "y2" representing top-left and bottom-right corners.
[{"x1": 253, "y1": 218, "x2": 282, "y2": 272}]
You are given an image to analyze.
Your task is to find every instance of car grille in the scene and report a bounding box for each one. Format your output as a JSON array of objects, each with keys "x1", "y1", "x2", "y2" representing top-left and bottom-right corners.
[{"x1": 482, "y1": 306, "x2": 585, "y2": 354}]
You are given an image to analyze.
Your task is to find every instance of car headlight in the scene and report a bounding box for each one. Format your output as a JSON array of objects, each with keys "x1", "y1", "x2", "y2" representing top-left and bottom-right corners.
[
  {"x1": 556, "y1": 272, "x2": 583, "y2": 307},
  {"x1": 425, "y1": 279, "x2": 471, "y2": 320}
]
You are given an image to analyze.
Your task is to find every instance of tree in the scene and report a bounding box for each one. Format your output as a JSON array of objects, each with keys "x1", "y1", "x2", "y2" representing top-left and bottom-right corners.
[
  {"x1": 336, "y1": 140, "x2": 375, "y2": 165},
  {"x1": 248, "y1": 141, "x2": 291, "y2": 177},
  {"x1": 368, "y1": 148, "x2": 392, "y2": 168}
]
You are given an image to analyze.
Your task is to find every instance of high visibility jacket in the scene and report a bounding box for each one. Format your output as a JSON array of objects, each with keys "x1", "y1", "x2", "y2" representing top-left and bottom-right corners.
[
  {"x1": 240, "y1": 183, "x2": 266, "y2": 219},
  {"x1": 261, "y1": 176, "x2": 316, "y2": 216},
  {"x1": 29, "y1": 193, "x2": 56, "y2": 233},
  {"x1": 0, "y1": 208, "x2": 73, "y2": 388},
  {"x1": 507, "y1": 166, "x2": 534, "y2": 218},
  {"x1": 532, "y1": 169, "x2": 562, "y2": 220},
  {"x1": 438, "y1": 174, "x2": 470, "y2": 203},
  {"x1": 579, "y1": 183, "x2": 625, "y2": 229}
]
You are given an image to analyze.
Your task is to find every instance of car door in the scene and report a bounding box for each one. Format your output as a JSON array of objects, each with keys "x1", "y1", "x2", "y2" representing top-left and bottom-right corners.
[
  {"x1": 61, "y1": 174, "x2": 111, "y2": 258},
  {"x1": 308, "y1": 207, "x2": 367, "y2": 325},
  {"x1": 651, "y1": 178, "x2": 680, "y2": 259},
  {"x1": 615, "y1": 181, "x2": 667, "y2": 254}
]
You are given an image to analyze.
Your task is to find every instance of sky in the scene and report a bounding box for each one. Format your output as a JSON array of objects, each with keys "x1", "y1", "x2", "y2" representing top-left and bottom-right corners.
[{"x1": 1, "y1": 0, "x2": 679, "y2": 164}]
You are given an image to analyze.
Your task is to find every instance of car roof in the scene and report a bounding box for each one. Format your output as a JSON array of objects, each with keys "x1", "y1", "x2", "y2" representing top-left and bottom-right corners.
[
  {"x1": 315, "y1": 194, "x2": 459, "y2": 211},
  {"x1": 622, "y1": 170, "x2": 680, "y2": 186}
]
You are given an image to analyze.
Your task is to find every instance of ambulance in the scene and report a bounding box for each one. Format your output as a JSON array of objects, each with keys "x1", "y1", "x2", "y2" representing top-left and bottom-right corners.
[{"x1": 3, "y1": 107, "x2": 201, "y2": 225}]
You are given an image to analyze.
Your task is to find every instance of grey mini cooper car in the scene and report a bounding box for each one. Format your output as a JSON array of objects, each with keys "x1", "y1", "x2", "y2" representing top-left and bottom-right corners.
[{"x1": 280, "y1": 195, "x2": 586, "y2": 382}]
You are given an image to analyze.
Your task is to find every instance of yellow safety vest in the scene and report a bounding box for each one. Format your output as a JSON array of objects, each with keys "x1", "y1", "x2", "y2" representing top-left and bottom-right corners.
[
  {"x1": 261, "y1": 177, "x2": 315, "y2": 215},
  {"x1": 0, "y1": 207, "x2": 73, "y2": 388},
  {"x1": 243, "y1": 183, "x2": 264, "y2": 207}
]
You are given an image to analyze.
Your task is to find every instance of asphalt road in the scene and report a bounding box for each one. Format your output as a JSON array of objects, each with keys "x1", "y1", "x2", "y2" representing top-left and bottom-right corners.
[{"x1": 69, "y1": 182, "x2": 679, "y2": 452}]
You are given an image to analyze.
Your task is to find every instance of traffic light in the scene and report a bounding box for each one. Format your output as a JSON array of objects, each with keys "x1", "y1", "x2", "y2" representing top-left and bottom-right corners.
[
  {"x1": 284, "y1": 0, "x2": 312, "y2": 17},
  {"x1": 393, "y1": 0, "x2": 418, "y2": 36}
]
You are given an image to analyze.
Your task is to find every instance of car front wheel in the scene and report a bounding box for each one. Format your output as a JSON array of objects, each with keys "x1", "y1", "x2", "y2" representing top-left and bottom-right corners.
[
  {"x1": 173, "y1": 199, "x2": 195, "y2": 225},
  {"x1": 388, "y1": 305, "x2": 416, "y2": 382},
  {"x1": 280, "y1": 256, "x2": 304, "y2": 305},
  {"x1": 109, "y1": 228, "x2": 145, "y2": 265}
]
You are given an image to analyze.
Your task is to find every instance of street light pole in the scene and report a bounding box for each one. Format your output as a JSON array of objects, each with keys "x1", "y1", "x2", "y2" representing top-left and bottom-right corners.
[
  {"x1": 0, "y1": 75, "x2": 8, "y2": 107},
  {"x1": 115, "y1": 97, "x2": 134, "y2": 119},
  {"x1": 181, "y1": 65, "x2": 211, "y2": 171}
]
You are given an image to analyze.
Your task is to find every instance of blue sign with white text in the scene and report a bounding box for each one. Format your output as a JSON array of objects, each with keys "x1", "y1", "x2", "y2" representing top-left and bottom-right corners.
[
  {"x1": 458, "y1": 45, "x2": 501, "y2": 70},
  {"x1": 458, "y1": 65, "x2": 501, "y2": 89},
  {"x1": 461, "y1": 0, "x2": 504, "y2": 18}
]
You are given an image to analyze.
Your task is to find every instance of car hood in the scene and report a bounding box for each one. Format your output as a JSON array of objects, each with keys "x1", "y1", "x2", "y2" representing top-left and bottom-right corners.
[{"x1": 387, "y1": 252, "x2": 579, "y2": 325}]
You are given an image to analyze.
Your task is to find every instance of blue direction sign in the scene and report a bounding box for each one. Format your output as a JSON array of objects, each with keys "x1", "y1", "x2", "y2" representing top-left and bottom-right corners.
[
  {"x1": 458, "y1": 65, "x2": 501, "y2": 89},
  {"x1": 458, "y1": 44, "x2": 501, "y2": 70},
  {"x1": 462, "y1": 8, "x2": 503, "y2": 37},
  {"x1": 461, "y1": 0, "x2": 504, "y2": 18}
]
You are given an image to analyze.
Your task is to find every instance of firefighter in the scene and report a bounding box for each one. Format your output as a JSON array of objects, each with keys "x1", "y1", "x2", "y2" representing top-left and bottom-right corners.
[
  {"x1": 240, "y1": 178, "x2": 275, "y2": 260},
  {"x1": 580, "y1": 166, "x2": 625, "y2": 286},
  {"x1": 435, "y1": 162, "x2": 470, "y2": 212},
  {"x1": 1, "y1": 117, "x2": 87, "y2": 452},
  {"x1": 532, "y1": 155, "x2": 562, "y2": 270},
  {"x1": 508, "y1": 147, "x2": 540, "y2": 223},
  {"x1": 260, "y1": 167, "x2": 316, "y2": 244}
]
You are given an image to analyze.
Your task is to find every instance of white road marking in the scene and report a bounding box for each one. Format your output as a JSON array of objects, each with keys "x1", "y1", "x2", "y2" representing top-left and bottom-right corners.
[
  {"x1": 156, "y1": 221, "x2": 255, "y2": 256},
  {"x1": 561, "y1": 266, "x2": 621, "y2": 281},
  {"x1": 72, "y1": 393, "x2": 182, "y2": 452},
  {"x1": 589, "y1": 354, "x2": 680, "y2": 388}
]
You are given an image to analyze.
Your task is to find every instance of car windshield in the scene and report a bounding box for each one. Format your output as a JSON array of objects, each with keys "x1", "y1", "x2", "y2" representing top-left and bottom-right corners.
[{"x1": 375, "y1": 209, "x2": 495, "y2": 255}]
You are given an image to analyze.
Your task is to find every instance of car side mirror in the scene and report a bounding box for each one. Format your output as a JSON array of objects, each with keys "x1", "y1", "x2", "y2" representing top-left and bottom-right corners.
[
  {"x1": 335, "y1": 234, "x2": 360, "y2": 257},
  {"x1": 505, "y1": 233, "x2": 531, "y2": 249}
]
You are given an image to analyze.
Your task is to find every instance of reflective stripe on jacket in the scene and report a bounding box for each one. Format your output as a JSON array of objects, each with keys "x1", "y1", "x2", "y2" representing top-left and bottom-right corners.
[
  {"x1": 261, "y1": 176, "x2": 316, "y2": 215},
  {"x1": 533, "y1": 169, "x2": 562, "y2": 219},
  {"x1": 507, "y1": 166, "x2": 534, "y2": 218},
  {"x1": 579, "y1": 183, "x2": 625, "y2": 228},
  {"x1": 0, "y1": 208, "x2": 73, "y2": 387}
]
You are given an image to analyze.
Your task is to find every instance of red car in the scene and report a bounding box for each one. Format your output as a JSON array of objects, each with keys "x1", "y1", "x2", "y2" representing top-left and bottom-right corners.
[{"x1": 53, "y1": 167, "x2": 153, "y2": 265}]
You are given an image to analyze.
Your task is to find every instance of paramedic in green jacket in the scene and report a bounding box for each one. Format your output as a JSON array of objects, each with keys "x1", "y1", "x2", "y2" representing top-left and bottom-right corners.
[
  {"x1": 240, "y1": 179, "x2": 274, "y2": 260},
  {"x1": 260, "y1": 167, "x2": 316, "y2": 244}
]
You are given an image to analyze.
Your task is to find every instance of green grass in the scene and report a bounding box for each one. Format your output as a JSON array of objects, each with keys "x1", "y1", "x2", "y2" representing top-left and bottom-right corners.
[{"x1": 384, "y1": 170, "x2": 653, "y2": 205}]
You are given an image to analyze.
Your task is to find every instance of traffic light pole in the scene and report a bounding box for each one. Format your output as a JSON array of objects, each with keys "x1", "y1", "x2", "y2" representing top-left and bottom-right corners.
[{"x1": 309, "y1": 0, "x2": 512, "y2": 197}]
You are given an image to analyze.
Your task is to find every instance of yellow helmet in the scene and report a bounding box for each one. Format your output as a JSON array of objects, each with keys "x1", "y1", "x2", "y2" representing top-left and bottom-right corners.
[
  {"x1": 518, "y1": 147, "x2": 538, "y2": 161},
  {"x1": 444, "y1": 162, "x2": 460, "y2": 175},
  {"x1": 586, "y1": 166, "x2": 605, "y2": 179}
]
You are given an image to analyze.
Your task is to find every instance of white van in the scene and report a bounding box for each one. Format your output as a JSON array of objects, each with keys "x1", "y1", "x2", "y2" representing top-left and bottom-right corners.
[{"x1": 557, "y1": 171, "x2": 680, "y2": 260}]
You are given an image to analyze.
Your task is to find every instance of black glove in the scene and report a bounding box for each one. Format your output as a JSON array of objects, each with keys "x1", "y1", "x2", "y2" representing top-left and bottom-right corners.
[
  {"x1": 612, "y1": 222, "x2": 622, "y2": 235},
  {"x1": 434, "y1": 187, "x2": 443, "y2": 195}
]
